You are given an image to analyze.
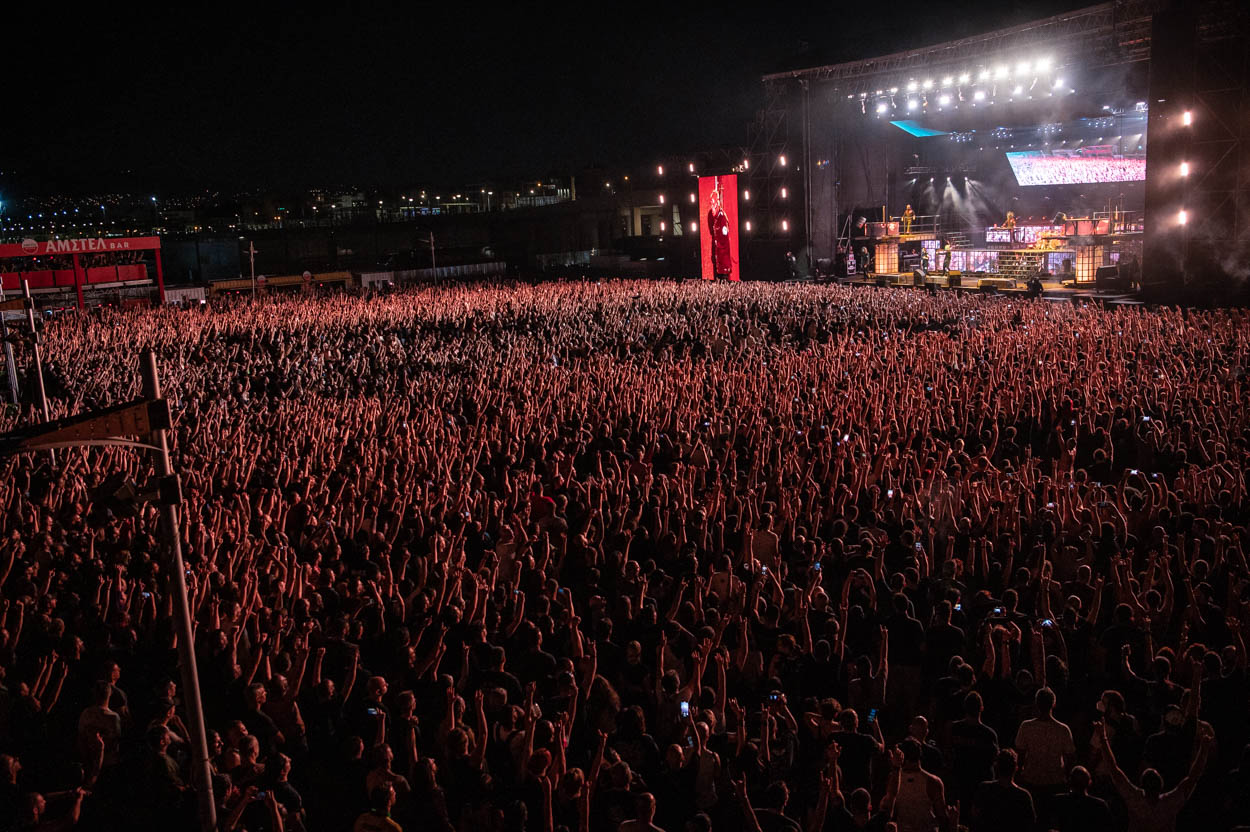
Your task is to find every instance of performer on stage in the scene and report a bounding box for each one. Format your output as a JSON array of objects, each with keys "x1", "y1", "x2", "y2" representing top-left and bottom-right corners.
[
  {"x1": 901, "y1": 204, "x2": 915, "y2": 235},
  {"x1": 1004, "y1": 210, "x2": 1017, "y2": 244},
  {"x1": 707, "y1": 181, "x2": 734, "y2": 279},
  {"x1": 940, "y1": 242, "x2": 952, "y2": 273}
]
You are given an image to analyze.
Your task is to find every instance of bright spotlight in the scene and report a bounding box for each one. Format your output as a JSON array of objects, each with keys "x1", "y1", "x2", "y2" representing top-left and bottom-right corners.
[
  {"x1": 689, "y1": 193, "x2": 696, "y2": 203},
  {"x1": 1180, "y1": 162, "x2": 1190, "y2": 176},
  {"x1": 1036, "y1": 57, "x2": 1052, "y2": 71},
  {"x1": 938, "y1": 95, "x2": 951, "y2": 106},
  {"x1": 782, "y1": 220, "x2": 789, "y2": 231},
  {"x1": 979, "y1": 69, "x2": 991, "y2": 81},
  {"x1": 942, "y1": 76, "x2": 954, "y2": 86},
  {"x1": 995, "y1": 66, "x2": 1009, "y2": 80},
  {"x1": 959, "y1": 73, "x2": 971, "y2": 84},
  {"x1": 779, "y1": 154, "x2": 787, "y2": 166},
  {"x1": 1013, "y1": 85, "x2": 1024, "y2": 96},
  {"x1": 907, "y1": 81, "x2": 918, "y2": 92},
  {"x1": 1017, "y1": 61, "x2": 1032, "y2": 75},
  {"x1": 1178, "y1": 209, "x2": 1188, "y2": 225},
  {"x1": 922, "y1": 79, "x2": 933, "y2": 89},
  {"x1": 1054, "y1": 78, "x2": 1064, "y2": 89},
  {"x1": 659, "y1": 221, "x2": 666, "y2": 232},
  {"x1": 657, "y1": 165, "x2": 664, "y2": 175},
  {"x1": 973, "y1": 90, "x2": 986, "y2": 101},
  {"x1": 743, "y1": 190, "x2": 751, "y2": 201},
  {"x1": 876, "y1": 102, "x2": 889, "y2": 114},
  {"x1": 658, "y1": 194, "x2": 665, "y2": 204},
  {"x1": 1182, "y1": 110, "x2": 1193, "y2": 126},
  {"x1": 908, "y1": 99, "x2": 919, "y2": 111},
  {"x1": 688, "y1": 162, "x2": 695, "y2": 172},
  {"x1": 690, "y1": 221, "x2": 697, "y2": 232},
  {"x1": 780, "y1": 187, "x2": 788, "y2": 198},
  {"x1": 745, "y1": 220, "x2": 752, "y2": 231}
]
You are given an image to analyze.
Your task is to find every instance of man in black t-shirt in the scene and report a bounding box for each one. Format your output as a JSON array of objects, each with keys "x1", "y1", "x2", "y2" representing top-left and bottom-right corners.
[{"x1": 971, "y1": 749, "x2": 1035, "y2": 832}]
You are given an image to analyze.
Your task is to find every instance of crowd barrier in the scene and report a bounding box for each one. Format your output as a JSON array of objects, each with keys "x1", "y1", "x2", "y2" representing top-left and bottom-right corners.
[{"x1": 360, "y1": 262, "x2": 507, "y2": 288}]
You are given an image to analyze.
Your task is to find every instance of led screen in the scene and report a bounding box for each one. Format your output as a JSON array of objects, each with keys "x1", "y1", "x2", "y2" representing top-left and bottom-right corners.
[
  {"x1": 1007, "y1": 149, "x2": 1146, "y2": 186},
  {"x1": 699, "y1": 174, "x2": 740, "y2": 281}
]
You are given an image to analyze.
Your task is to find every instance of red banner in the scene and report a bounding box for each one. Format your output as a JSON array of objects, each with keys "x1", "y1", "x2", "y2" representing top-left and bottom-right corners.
[{"x1": 0, "y1": 236, "x2": 161, "y2": 259}]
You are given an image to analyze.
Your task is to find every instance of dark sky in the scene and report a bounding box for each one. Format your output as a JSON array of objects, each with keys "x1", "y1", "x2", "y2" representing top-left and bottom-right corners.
[{"x1": 8, "y1": 2, "x2": 1091, "y2": 194}]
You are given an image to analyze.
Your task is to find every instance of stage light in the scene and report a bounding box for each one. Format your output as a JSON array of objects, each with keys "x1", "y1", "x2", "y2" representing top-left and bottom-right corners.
[
  {"x1": 1180, "y1": 162, "x2": 1190, "y2": 176},
  {"x1": 889, "y1": 87, "x2": 898, "y2": 93},
  {"x1": 959, "y1": 73, "x2": 971, "y2": 84},
  {"x1": 908, "y1": 99, "x2": 918, "y2": 111},
  {"x1": 974, "y1": 90, "x2": 986, "y2": 101},
  {"x1": 1177, "y1": 209, "x2": 1188, "y2": 225},
  {"x1": 1013, "y1": 85, "x2": 1024, "y2": 96},
  {"x1": 658, "y1": 194, "x2": 665, "y2": 204},
  {"x1": 657, "y1": 165, "x2": 664, "y2": 175},
  {"x1": 942, "y1": 76, "x2": 953, "y2": 86},
  {"x1": 782, "y1": 220, "x2": 789, "y2": 231},
  {"x1": 660, "y1": 221, "x2": 666, "y2": 232},
  {"x1": 743, "y1": 190, "x2": 750, "y2": 201},
  {"x1": 690, "y1": 221, "x2": 697, "y2": 232},
  {"x1": 781, "y1": 187, "x2": 788, "y2": 198},
  {"x1": 1054, "y1": 78, "x2": 1064, "y2": 89},
  {"x1": 922, "y1": 79, "x2": 933, "y2": 89},
  {"x1": 939, "y1": 95, "x2": 951, "y2": 106},
  {"x1": 995, "y1": 65, "x2": 1009, "y2": 79},
  {"x1": 1182, "y1": 110, "x2": 1193, "y2": 125},
  {"x1": 743, "y1": 159, "x2": 749, "y2": 169},
  {"x1": 1036, "y1": 57, "x2": 1052, "y2": 71},
  {"x1": 876, "y1": 102, "x2": 889, "y2": 114},
  {"x1": 745, "y1": 221, "x2": 752, "y2": 231},
  {"x1": 689, "y1": 193, "x2": 696, "y2": 203},
  {"x1": 907, "y1": 81, "x2": 918, "y2": 92},
  {"x1": 1017, "y1": 61, "x2": 1031, "y2": 75},
  {"x1": 688, "y1": 162, "x2": 694, "y2": 172},
  {"x1": 779, "y1": 155, "x2": 787, "y2": 166},
  {"x1": 979, "y1": 69, "x2": 991, "y2": 81}
]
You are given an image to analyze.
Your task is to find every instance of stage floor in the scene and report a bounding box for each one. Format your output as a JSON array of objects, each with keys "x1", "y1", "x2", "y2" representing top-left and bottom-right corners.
[{"x1": 844, "y1": 272, "x2": 1139, "y2": 302}]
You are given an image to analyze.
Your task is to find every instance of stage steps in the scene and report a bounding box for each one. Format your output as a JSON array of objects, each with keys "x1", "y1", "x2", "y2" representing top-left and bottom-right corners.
[
  {"x1": 996, "y1": 250, "x2": 1046, "y2": 282},
  {"x1": 945, "y1": 231, "x2": 972, "y2": 248}
]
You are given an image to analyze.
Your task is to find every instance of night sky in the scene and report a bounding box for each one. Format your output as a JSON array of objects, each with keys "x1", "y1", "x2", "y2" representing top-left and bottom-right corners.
[{"x1": 8, "y1": 2, "x2": 1091, "y2": 194}]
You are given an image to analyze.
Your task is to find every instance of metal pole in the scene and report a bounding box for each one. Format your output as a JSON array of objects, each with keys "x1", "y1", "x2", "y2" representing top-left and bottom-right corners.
[
  {"x1": 248, "y1": 242, "x2": 257, "y2": 298},
  {"x1": 430, "y1": 231, "x2": 437, "y2": 274},
  {"x1": 0, "y1": 282, "x2": 18, "y2": 405},
  {"x1": 139, "y1": 351, "x2": 217, "y2": 832},
  {"x1": 20, "y1": 280, "x2": 53, "y2": 463}
]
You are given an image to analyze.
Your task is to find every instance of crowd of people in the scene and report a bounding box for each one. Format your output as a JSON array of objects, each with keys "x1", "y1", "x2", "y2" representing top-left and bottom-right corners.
[
  {"x1": 0, "y1": 279, "x2": 1247, "y2": 832},
  {"x1": 1007, "y1": 153, "x2": 1147, "y2": 187}
]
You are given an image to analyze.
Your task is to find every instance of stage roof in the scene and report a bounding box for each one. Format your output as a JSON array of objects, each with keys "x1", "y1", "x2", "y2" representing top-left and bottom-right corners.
[{"x1": 761, "y1": 0, "x2": 1236, "y2": 87}]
